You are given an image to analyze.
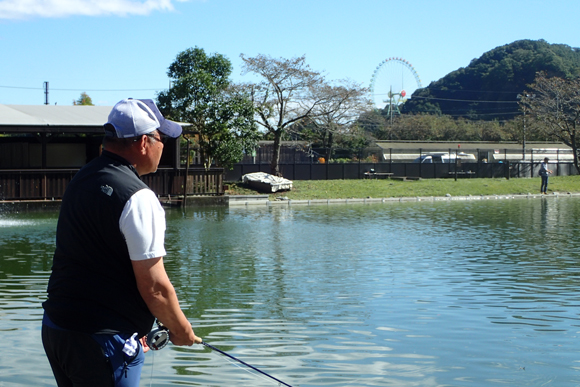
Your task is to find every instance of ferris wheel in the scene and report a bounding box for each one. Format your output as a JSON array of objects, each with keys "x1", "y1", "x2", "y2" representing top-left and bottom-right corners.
[{"x1": 369, "y1": 57, "x2": 422, "y2": 116}]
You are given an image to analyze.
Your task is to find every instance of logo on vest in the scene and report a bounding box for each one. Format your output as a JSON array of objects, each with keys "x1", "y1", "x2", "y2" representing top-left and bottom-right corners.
[{"x1": 100, "y1": 185, "x2": 113, "y2": 196}]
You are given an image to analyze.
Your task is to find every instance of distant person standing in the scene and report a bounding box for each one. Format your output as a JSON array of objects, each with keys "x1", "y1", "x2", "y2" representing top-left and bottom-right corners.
[{"x1": 539, "y1": 157, "x2": 552, "y2": 194}]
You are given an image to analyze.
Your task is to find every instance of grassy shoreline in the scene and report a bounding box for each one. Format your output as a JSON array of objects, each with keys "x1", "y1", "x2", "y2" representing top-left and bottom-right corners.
[{"x1": 226, "y1": 175, "x2": 580, "y2": 200}]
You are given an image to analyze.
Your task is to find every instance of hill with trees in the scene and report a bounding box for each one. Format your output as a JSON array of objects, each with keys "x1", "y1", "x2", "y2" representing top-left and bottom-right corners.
[{"x1": 401, "y1": 39, "x2": 580, "y2": 121}]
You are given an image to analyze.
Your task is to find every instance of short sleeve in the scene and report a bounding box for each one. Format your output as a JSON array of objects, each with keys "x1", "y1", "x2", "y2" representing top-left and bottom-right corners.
[{"x1": 119, "y1": 189, "x2": 167, "y2": 261}]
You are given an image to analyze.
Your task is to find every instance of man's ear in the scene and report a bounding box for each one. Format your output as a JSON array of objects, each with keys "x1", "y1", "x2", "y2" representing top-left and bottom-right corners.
[{"x1": 135, "y1": 135, "x2": 148, "y2": 154}]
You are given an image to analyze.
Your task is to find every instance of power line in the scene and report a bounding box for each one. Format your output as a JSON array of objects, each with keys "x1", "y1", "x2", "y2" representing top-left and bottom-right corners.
[
  {"x1": 410, "y1": 95, "x2": 518, "y2": 104},
  {"x1": 372, "y1": 91, "x2": 520, "y2": 103},
  {"x1": 0, "y1": 85, "x2": 163, "y2": 92},
  {"x1": 426, "y1": 87, "x2": 519, "y2": 95},
  {"x1": 0, "y1": 85, "x2": 40, "y2": 90}
]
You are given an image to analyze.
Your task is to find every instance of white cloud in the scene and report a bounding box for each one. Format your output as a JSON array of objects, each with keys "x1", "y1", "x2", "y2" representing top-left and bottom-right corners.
[{"x1": 0, "y1": 0, "x2": 181, "y2": 19}]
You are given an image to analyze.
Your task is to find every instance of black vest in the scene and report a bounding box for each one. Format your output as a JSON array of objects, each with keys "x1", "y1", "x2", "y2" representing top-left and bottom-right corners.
[{"x1": 43, "y1": 151, "x2": 155, "y2": 336}]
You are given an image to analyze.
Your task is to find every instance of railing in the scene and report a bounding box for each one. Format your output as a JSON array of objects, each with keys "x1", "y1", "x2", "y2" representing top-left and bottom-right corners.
[
  {"x1": 141, "y1": 167, "x2": 224, "y2": 197},
  {"x1": 0, "y1": 167, "x2": 224, "y2": 201}
]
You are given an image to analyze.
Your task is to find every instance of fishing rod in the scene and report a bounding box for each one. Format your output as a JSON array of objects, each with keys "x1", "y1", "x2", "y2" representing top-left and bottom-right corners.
[
  {"x1": 146, "y1": 322, "x2": 294, "y2": 387},
  {"x1": 201, "y1": 341, "x2": 294, "y2": 387}
]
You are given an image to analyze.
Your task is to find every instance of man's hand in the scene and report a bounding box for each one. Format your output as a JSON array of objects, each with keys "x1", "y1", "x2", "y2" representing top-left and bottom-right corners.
[
  {"x1": 133, "y1": 257, "x2": 201, "y2": 347},
  {"x1": 140, "y1": 336, "x2": 150, "y2": 353},
  {"x1": 168, "y1": 325, "x2": 202, "y2": 346}
]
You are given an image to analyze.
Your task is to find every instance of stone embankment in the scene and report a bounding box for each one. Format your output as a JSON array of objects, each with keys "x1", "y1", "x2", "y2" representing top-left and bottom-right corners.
[
  {"x1": 3, "y1": 192, "x2": 579, "y2": 211},
  {"x1": 227, "y1": 192, "x2": 580, "y2": 207}
]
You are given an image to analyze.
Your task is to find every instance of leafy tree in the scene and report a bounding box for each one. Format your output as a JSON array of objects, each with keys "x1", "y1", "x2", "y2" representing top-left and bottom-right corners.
[
  {"x1": 357, "y1": 110, "x2": 389, "y2": 139},
  {"x1": 358, "y1": 111, "x2": 513, "y2": 142},
  {"x1": 74, "y1": 92, "x2": 93, "y2": 106},
  {"x1": 521, "y1": 72, "x2": 580, "y2": 172},
  {"x1": 157, "y1": 47, "x2": 259, "y2": 170},
  {"x1": 472, "y1": 119, "x2": 508, "y2": 142},
  {"x1": 240, "y1": 54, "x2": 327, "y2": 176}
]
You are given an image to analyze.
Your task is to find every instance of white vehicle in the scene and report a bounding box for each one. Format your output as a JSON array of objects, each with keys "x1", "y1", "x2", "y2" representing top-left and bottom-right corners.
[{"x1": 414, "y1": 152, "x2": 476, "y2": 164}]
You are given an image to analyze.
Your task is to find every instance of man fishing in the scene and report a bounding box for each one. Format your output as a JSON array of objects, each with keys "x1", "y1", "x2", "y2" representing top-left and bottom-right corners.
[{"x1": 42, "y1": 98, "x2": 202, "y2": 386}]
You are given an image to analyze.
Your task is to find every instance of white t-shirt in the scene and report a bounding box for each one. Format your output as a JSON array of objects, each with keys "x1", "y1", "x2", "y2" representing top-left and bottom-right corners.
[{"x1": 119, "y1": 188, "x2": 167, "y2": 261}]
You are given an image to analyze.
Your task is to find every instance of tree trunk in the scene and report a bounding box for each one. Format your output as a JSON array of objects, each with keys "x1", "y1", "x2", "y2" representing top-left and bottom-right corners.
[
  {"x1": 270, "y1": 129, "x2": 282, "y2": 176},
  {"x1": 572, "y1": 133, "x2": 580, "y2": 174},
  {"x1": 325, "y1": 131, "x2": 334, "y2": 162}
]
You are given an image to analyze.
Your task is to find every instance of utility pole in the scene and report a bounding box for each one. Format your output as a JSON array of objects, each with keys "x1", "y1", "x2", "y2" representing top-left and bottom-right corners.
[
  {"x1": 517, "y1": 93, "x2": 535, "y2": 160},
  {"x1": 43, "y1": 82, "x2": 49, "y2": 105},
  {"x1": 522, "y1": 105, "x2": 526, "y2": 160}
]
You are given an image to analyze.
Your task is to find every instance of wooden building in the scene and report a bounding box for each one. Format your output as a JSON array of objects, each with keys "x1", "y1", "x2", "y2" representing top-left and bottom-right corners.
[{"x1": 0, "y1": 104, "x2": 223, "y2": 201}]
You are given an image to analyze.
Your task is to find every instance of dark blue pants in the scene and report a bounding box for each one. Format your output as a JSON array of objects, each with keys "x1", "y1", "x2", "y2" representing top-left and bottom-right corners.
[
  {"x1": 42, "y1": 314, "x2": 145, "y2": 387},
  {"x1": 541, "y1": 174, "x2": 549, "y2": 193}
]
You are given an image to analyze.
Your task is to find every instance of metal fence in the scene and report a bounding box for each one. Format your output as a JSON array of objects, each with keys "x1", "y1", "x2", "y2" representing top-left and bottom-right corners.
[
  {"x1": 0, "y1": 167, "x2": 224, "y2": 201},
  {"x1": 226, "y1": 144, "x2": 577, "y2": 181},
  {"x1": 225, "y1": 161, "x2": 577, "y2": 182}
]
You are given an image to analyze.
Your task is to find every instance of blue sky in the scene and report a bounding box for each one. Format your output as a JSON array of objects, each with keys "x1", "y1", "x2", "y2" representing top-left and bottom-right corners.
[{"x1": 1, "y1": 0, "x2": 579, "y2": 107}]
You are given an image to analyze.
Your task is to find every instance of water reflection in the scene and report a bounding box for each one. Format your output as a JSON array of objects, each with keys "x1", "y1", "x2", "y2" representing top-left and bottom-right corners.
[
  {"x1": 0, "y1": 213, "x2": 57, "y2": 386},
  {"x1": 2, "y1": 198, "x2": 580, "y2": 386}
]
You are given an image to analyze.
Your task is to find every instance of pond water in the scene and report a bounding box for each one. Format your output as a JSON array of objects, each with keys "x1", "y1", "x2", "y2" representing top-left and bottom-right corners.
[{"x1": 1, "y1": 197, "x2": 580, "y2": 386}]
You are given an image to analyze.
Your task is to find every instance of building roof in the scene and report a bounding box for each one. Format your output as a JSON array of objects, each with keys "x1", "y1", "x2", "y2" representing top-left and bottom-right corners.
[
  {"x1": 0, "y1": 104, "x2": 190, "y2": 134},
  {"x1": 375, "y1": 140, "x2": 571, "y2": 151},
  {"x1": 0, "y1": 104, "x2": 113, "y2": 133}
]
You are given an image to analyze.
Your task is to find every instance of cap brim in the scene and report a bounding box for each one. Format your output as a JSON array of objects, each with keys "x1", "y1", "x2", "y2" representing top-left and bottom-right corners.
[
  {"x1": 139, "y1": 99, "x2": 182, "y2": 138},
  {"x1": 159, "y1": 119, "x2": 183, "y2": 138}
]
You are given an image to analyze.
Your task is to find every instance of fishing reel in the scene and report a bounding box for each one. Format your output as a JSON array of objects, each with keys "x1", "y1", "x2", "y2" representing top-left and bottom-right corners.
[{"x1": 146, "y1": 320, "x2": 169, "y2": 351}]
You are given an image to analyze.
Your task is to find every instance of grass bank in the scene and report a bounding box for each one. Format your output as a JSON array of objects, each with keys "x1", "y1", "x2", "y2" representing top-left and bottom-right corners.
[{"x1": 226, "y1": 175, "x2": 580, "y2": 200}]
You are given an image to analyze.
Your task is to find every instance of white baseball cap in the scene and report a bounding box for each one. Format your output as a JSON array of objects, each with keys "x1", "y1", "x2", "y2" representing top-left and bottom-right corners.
[{"x1": 105, "y1": 98, "x2": 182, "y2": 138}]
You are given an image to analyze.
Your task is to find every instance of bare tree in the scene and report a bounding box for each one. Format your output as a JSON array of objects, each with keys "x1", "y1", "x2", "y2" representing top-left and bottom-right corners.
[
  {"x1": 520, "y1": 72, "x2": 580, "y2": 172},
  {"x1": 240, "y1": 54, "x2": 328, "y2": 176},
  {"x1": 307, "y1": 80, "x2": 372, "y2": 161}
]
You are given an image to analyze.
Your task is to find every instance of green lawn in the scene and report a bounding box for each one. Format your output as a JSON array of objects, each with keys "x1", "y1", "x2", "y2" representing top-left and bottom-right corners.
[{"x1": 226, "y1": 175, "x2": 580, "y2": 200}]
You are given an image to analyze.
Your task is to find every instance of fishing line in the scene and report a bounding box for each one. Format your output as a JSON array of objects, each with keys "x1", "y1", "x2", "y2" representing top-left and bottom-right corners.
[{"x1": 148, "y1": 349, "x2": 155, "y2": 387}]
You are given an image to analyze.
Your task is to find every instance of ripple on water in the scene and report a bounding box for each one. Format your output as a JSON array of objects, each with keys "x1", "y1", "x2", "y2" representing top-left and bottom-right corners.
[{"x1": 3, "y1": 200, "x2": 580, "y2": 386}]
